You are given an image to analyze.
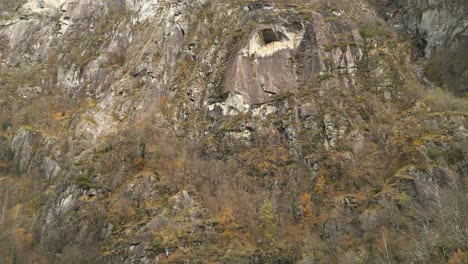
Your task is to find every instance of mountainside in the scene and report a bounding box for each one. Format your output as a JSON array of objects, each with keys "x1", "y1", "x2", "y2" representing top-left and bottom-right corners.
[
  {"x1": 371, "y1": 0, "x2": 468, "y2": 96},
  {"x1": 0, "y1": 0, "x2": 467, "y2": 263}
]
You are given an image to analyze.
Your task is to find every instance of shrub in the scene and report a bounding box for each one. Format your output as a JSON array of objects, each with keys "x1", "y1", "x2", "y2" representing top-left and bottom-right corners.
[
  {"x1": 151, "y1": 237, "x2": 165, "y2": 254},
  {"x1": 76, "y1": 168, "x2": 99, "y2": 190},
  {"x1": 4, "y1": 148, "x2": 15, "y2": 161},
  {"x1": 359, "y1": 28, "x2": 377, "y2": 38},
  {"x1": 427, "y1": 147, "x2": 443, "y2": 160},
  {"x1": 259, "y1": 197, "x2": 275, "y2": 241},
  {"x1": 398, "y1": 192, "x2": 411, "y2": 209},
  {"x1": 1, "y1": 122, "x2": 11, "y2": 131}
]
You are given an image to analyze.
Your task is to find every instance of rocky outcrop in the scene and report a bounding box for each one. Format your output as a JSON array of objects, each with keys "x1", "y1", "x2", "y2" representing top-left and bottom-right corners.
[
  {"x1": 387, "y1": 0, "x2": 467, "y2": 57},
  {"x1": 10, "y1": 127, "x2": 61, "y2": 180},
  {"x1": 374, "y1": 0, "x2": 468, "y2": 95},
  {"x1": 224, "y1": 22, "x2": 304, "y2": 104},
  {"x1": 0, "y1": 0, "x2": 467, "y2": 263}
]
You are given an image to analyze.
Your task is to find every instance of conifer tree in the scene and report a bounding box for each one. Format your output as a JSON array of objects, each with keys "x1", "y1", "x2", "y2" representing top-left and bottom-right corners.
[
  {"x1": 260, "y1": 197, "x2": 275, "y2": 241},
  {"x1": 300, "y1": 193, "x2": 314, "y2": 221}
]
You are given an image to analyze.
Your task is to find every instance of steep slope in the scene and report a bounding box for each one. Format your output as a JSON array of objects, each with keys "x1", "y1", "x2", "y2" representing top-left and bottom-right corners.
[
  {"x1": 371, "y1": 0, "x2": 468, "y2": 96},
  {"x1": 0, "y1": 0, "x2": 467, "y2": 263}
]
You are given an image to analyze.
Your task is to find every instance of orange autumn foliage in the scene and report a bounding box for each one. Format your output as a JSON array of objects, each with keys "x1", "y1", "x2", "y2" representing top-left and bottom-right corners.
[
  {"x1": 448, "y1": 248, "x2": 466, "y2": 264},
  {"x1": 134, "y1": 157, "x2": 144, "y2": 170},
  {"x1": 300, "y1": 193, "x2": 314, "y2": 221},
  {"x1": 314, "y1": 176, "x2": 326, "y2": 194},
  {"x1": 219, "y1": 207, "x2": 239, "y2": 243}
]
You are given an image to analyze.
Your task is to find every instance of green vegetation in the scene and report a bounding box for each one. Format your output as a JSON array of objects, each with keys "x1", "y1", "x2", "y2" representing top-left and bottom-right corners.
[
  {"x1": 425, "y1": 40, "x2": 468, "y2": 96},
  {"x1": 317, "y1": 73, "x2": 335, "y2": 82},
  {"x1": 297, "y1": 7, "x2": 313, "y2": 20},
  {"x1": 398, "y1": 192, "x2": 412, "y2": 209},
  {"x1": 0, "y1": 0, "x2": 467, "y2": 263},
  {"x1": 3, "y1": 148, "x2": 14, "y2": 161},
  {"x1": 359, "y1": 28, "x2": 377, "y2": 38},
  {"x1": 427, "y1": 147, "x2": 443, "y2": 159},
  {"x1": 259, "y1": 197, "x2": 275, "y2": 242},
  {"x1": 76, "y1": 168, "x2": 99, "y2": 190},
  {"x1": 150, "y1": 237, "x2": 165, "y2": 254},
  {"x1": 324, "y1": 16, "x2": 338, "y2": 22}
]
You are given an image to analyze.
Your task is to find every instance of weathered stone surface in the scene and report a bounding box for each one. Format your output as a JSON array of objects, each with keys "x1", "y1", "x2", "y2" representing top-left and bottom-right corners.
[
  {"x1": 42, "y1": 157, "x2": 61, "y2": 180},
  {"x1": 11, "y1": 128, "x2": 36, "y2": 175},
  {"x1": 0, "y1": 1, "x2": 466, "y2": 263},
  {"x1": 377, "y1": 0, "x2": 468, "y2": 95},
  {"x1": 16, "y1": 86, "x2": 43, "y2": 99},
  {"x1": 224, "y1": 23, "x2": 304, "y2": 104}
]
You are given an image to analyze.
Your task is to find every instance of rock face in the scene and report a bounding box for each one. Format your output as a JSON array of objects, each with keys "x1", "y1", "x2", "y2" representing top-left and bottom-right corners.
[
  {"x1": 374, "y1": 0, "x2": 468, "y2": 96},
  {"x1": 225, "y1": 22, "x2": 304, "y2": 104},
  {"x1": 0, "y1": 0, "x2": 467, "y2": 263},
  {"x1": 10, "y1": 127, "x2": 60, "y2": 179},
  {"x1": 387, "y1": 0, "x2": 467, "y2": 58}
]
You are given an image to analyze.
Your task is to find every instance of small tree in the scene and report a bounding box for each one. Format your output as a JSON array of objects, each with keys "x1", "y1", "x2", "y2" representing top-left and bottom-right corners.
[
  {"x1": 260, "y1": 197, "x2": 275, "y2": 242},
  {"x1": 219, "y1": 207, "x2": 239, "y2": 243},
  {"x1": 314, "y1": 176, "x2": 326, "y2": 194},
  {"x1": 300, "y1": 193, "x2": 314, "y2": 221}
]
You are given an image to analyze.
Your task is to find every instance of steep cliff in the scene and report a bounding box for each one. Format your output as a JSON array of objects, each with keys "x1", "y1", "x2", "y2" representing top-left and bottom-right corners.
[
  {"x1": 372, "y1": 0, "x2": 468, "y2": 96},
  {"x1": 0, "y1": 0, "x2": 467, "y2": 263}
]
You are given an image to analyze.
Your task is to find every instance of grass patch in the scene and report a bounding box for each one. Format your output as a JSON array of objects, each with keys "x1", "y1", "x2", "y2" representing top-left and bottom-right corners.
[
  {"x1": 359, "y1": 28, "x2": 378, "y2": 38},
  {"x1": 317, "y1": 74, "x2": 335, "y2": 82},
  {"x1": 324, "y1": 42, "x2": 357, "y2": 51}
]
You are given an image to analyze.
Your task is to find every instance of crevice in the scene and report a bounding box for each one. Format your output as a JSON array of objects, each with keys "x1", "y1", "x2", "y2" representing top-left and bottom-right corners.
[{"x1": 416, "y1": 37, "x2": 427, "y2": 57}]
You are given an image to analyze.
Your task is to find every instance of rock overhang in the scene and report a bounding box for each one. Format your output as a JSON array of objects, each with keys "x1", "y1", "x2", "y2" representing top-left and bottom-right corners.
[{"x1": 240, "y1": 24, "x2": 305, "y2": 58}]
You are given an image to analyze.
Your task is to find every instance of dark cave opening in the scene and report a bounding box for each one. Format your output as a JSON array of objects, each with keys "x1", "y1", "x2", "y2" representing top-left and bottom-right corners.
[{"x1": 260, "y1": 29, "x2": 289, "y2": 45}]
